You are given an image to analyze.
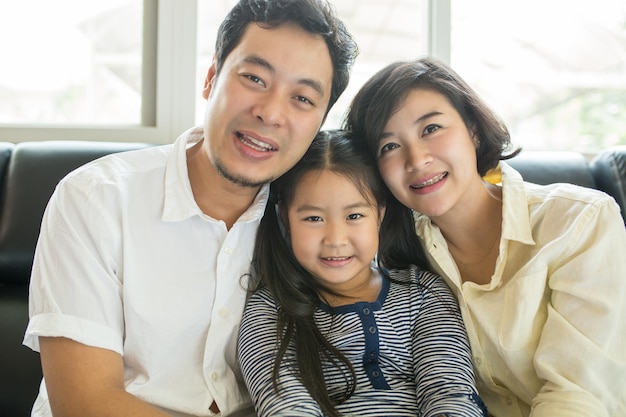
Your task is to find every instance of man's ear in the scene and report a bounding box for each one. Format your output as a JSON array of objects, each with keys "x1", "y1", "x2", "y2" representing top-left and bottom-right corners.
[{"x1": 202, "y1": 56, "x2": 218, "y2": 100}]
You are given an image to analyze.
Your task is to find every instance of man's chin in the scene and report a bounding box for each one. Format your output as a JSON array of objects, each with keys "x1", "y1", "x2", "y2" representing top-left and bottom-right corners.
[{"x1": 216, "y1": 165, "x2": 268, "y2": 188}]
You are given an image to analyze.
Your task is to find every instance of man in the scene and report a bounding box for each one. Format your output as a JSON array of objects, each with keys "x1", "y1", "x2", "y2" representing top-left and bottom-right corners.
[{"x1": 23, "y1": 1, "x2": 358, "y2": 416}]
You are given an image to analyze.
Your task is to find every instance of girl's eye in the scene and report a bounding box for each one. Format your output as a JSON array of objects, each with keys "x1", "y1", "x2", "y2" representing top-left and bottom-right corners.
[
  {"x1": 379, "y1": 142, "x2": 399, "y2": 155},
  {"x1": 423, "y1": 124, "x2": 440, "y2": 135},
  {"x1": 304, "y1": 215, "x2": 323, "y2": 222},
  {"x1": 347, "y1": 213, "x2": 363, "y2": 220}
]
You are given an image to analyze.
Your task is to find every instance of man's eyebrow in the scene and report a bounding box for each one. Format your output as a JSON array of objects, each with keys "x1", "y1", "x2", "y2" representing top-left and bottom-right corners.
[{"x1": 243, "y1": 54, "x2": 325, "y2": 97}]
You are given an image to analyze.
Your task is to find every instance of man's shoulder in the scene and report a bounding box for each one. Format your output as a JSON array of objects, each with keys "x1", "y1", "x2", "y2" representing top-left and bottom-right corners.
[{"x1": 62, "y1": 144, "x2": 173, "y2": 188}]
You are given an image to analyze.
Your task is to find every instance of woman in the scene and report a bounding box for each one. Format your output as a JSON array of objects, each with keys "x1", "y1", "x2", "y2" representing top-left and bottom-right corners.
[{"x1": 345, "y1": 57, "x2": 626, "y2": 417}]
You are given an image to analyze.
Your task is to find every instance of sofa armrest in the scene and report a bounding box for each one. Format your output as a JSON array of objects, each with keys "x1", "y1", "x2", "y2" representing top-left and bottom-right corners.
[{"x1": 591, "y1": 146, "x2": 626, "y2": 223}]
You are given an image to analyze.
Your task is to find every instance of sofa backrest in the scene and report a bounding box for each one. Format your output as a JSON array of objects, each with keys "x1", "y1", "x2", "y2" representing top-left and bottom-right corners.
[
  {"x1": 0, "y1": 140, "x2": 152, "y2": 417},
  {"x1": 0, "y1": 141, "x2": 152, "y2": 286},
  {"x1": 507, "y1": 150, "x2": 597, "y2": 188}
]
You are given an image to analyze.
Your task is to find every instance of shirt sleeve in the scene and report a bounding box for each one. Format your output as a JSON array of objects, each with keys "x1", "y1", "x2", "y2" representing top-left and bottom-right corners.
[
  {"x1": 531, "y1": 197, "x2": 626, "y2": 417},
  {"x1": 412, "y1": 270, "x2": 487, "y2": 417},
  {"x1": 238, "y1": 290, "x2": 324, "y2": 417},
  {"x1": 23, "y1": 176, "x2": 124, "y2": 355}
]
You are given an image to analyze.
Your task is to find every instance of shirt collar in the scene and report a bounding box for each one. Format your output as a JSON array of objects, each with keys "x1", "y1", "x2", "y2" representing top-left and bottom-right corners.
[
  {"x1": 162, "y1": 126, "x2": 269, "y2": 223},
  {"x1": 500, "y1": 162, "x2": 535, "y2": 245}
]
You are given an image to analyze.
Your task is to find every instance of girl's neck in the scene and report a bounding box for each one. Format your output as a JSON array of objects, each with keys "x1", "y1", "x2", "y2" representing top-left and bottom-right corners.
[{"x1": 319, "y1": 267, "x2": 383, "y2": 307}]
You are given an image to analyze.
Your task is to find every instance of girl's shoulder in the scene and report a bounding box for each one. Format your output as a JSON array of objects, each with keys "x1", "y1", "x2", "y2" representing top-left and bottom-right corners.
[{"x1": 386, "y1": 264, "x2": 445, "y2": 286}]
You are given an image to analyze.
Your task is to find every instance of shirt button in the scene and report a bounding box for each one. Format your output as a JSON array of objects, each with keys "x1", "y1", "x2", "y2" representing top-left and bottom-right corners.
[
  {"x1": 368, "y1": 326, "x2": 377, "y2": 334},
  {"x1": 475, "y1": 357, "x2": 482, "y2": 366},
  {"x1": 362, "y1": 307, "x2": 371, "y2": 315},
  {"x1": 218, "y1": 308, "x2": 228, "y2": 317},
  {"x1": 224, "y1": 247, "x2": 233, "y2": 254},
  {"x1": 371, "y1": 370, "x2": 380, "y2": 378},
  {"x1": 505, "y1": 397, "x2": 513, "y2": 405},
  {"x1": 210, "y1": 372, "x2": 219, "y2": 381}
]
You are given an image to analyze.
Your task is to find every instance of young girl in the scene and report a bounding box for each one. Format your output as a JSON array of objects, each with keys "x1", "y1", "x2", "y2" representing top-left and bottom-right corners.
[
  {"x1": 237, "y1": 130, "x2": 487, "y2": 417},
  {"x1": 345, "y1": 57, "x2": 626, "y2": 417}
]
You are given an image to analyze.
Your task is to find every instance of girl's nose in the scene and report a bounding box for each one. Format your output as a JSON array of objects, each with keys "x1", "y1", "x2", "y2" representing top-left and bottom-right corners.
[{"x1": 323, "y1": 222, "x2": 348, "y2": 247}]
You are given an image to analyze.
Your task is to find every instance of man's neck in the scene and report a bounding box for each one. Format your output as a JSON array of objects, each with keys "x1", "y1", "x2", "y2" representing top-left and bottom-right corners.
[{"x1": 186, "y1": 140, "x2": 261, "y2": 230}]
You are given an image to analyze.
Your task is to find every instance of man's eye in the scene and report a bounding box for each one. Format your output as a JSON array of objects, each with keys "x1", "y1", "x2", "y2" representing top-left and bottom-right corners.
[
  {"x1": 295, "y1": 96, "x2": 314, "y2": 105},
  {"x1": 244, "y1": 74, "x2": 265, "y2": 87}
]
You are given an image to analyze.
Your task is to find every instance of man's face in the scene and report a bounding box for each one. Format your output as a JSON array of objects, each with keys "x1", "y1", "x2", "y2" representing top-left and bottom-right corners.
[{"x1": 201, "y1": 22, "x2": 334, "y2": 188}]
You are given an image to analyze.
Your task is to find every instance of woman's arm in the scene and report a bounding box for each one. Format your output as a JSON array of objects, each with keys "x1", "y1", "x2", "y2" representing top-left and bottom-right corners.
[
  {"x1": 413, "y1": 270, "x2": 487, "y2": 417},
  {"x1": 531, "y1": 198, "x2": 626, "y2": 417},
  {"x1": 238, "y1": 290, "x2": 324, "y2": 417}
]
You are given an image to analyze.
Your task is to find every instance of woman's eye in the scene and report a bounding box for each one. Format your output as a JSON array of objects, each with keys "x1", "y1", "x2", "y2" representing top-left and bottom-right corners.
[
  {"x1": 423, "y1": 124, "x2": 440, "y2": 135},
  {"x1": 379, "y1": 142, "x2": 399, "y2": 155}
]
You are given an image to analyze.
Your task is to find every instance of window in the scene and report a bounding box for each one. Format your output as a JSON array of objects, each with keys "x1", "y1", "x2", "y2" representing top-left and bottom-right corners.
[
  {"x1": 449, "y1": 0, "x2": 626, "y2": 153},
  {"x1": 2, "y1": 0, "x2": 625, "y2": 153}
]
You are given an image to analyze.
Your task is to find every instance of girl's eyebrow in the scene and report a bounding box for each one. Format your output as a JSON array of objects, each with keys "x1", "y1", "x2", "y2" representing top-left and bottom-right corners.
[
  {"x1": 380, "y1": 110, "x2": 444, "y2": 139},
  {"x1": 295, "y1": 201, "x2": 370, "y2": 213}
]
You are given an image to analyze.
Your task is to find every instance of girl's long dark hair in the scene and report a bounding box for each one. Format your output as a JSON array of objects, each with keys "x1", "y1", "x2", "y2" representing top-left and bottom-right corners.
[{"x1": 248, "y1": 130, "x2": 427, "y2": 416}]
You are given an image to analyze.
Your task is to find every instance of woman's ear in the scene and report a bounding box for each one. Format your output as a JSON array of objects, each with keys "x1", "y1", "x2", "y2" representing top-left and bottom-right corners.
[
  {"x1": 378, "y1": 205, "x2": 387, "y2": 229},
  {"x1": 469, "y1": 124, "x2": 480, "y2": 148}
]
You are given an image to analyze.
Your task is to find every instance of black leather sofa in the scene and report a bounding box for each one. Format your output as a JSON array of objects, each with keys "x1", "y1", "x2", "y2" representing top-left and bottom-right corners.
[{"x1": 0, "y1": 140, "x2": 625, "y2": 416}]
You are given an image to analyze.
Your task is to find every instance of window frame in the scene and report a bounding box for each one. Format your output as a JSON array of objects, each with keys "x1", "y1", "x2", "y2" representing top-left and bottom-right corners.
[{"x1": 0, "y1": 0, "x2": 450, "y2": 144}]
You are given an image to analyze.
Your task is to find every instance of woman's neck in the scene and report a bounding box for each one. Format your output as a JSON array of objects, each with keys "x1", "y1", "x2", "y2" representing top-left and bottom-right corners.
[{"x1": 435, "y1": 181, "x2": 503, "y2": 284}]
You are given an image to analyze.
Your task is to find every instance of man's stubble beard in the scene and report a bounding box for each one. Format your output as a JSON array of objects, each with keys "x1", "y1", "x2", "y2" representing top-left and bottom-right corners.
[{"x1": 214, "y1": 158, "x2": 270, "y2": 188}]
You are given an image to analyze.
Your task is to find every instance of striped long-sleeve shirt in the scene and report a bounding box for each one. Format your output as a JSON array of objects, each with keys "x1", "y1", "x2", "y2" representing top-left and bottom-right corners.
[{"x1": 238, "y1": 265, "x2": 487, "y2": 417}]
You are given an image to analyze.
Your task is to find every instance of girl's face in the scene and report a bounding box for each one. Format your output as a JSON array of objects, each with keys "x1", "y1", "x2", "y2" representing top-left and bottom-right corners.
[
  {"x1": 287, "y1": 169, "x2": 383, "y2": 298},
  {"x1": 376, "y1": 88, "x2": 483, "y2": 221}
]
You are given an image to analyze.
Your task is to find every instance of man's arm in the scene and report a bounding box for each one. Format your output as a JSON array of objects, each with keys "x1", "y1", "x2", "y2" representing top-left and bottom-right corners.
[{"x1": 39, "y1": 337, "x2": 171, "y2": 417}]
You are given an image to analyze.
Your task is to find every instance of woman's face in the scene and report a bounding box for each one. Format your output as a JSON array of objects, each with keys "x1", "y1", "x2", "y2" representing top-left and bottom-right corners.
[{"x1": 376, "y1": 88, "x2": 483, "y2": 221}]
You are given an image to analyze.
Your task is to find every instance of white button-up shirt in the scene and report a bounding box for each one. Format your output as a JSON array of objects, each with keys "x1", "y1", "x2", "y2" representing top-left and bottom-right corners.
[
  {"x1": 416, "y1": 162, "x2": 626, "y2": 417},
  {"x1": 24, "y1": 126, "x2": 265, "y2": 417}
]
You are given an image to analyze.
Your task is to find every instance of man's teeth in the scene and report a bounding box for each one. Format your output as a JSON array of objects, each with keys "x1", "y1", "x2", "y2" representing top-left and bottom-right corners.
[
  {"x1": 411, "y1": 172, "x2": 447, "y2": 189},
  {"x1": 238, "y1": 133, "x2": 274, "y2": 151}
]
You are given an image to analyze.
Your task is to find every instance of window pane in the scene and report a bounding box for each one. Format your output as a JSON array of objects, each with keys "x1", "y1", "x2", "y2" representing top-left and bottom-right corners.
[
  {"x1": 195, "y1": 0, "x2": 429, "y2": 129},
  {"x1": 0, "y1": 0, "x2": 143, "y2": 125},
  {"x1": 451, "y1": 0, "x2": 626, "y2": 152}
]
